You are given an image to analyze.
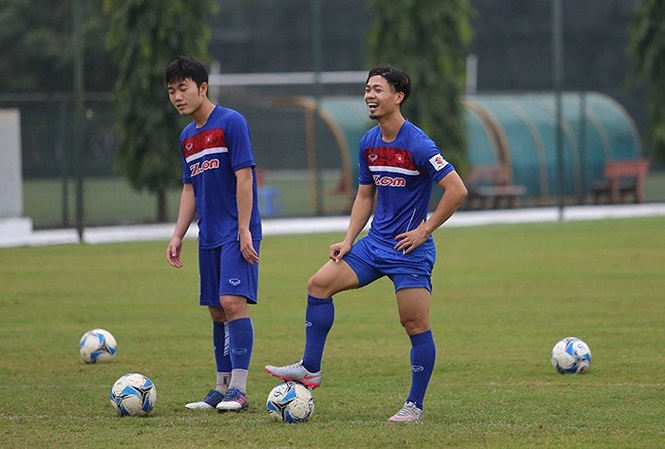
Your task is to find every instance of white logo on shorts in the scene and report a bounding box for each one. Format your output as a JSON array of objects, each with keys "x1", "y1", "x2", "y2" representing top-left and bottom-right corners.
[{"x1": 229, "y1": 278, "x2": 241, "y2": 286}]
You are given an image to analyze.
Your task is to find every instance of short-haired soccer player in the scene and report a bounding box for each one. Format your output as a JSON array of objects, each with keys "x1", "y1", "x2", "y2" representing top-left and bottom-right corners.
[
  {"x1": 266, "y1": 64, "x2": 468, "y2": 422},
  {"x1": 165, "y1": 56, "x2": 262, "y2": 412}
]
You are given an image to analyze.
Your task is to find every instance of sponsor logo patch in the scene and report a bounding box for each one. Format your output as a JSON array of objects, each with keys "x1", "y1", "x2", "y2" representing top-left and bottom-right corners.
[{"x1": 429, "y1": 154, "x2": 449, "y2": 171}]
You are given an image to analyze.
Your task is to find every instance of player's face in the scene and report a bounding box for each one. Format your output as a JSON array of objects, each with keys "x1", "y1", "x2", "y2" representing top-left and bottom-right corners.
[
  {"x1": 364, "y1": 75, "x2": 403, "y2": 120},
  {"x1": 167, "y1": 78, "x2": 207, "y2": 116}
]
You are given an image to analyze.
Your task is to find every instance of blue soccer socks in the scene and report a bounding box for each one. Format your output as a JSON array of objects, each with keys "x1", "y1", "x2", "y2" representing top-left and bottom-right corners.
[
  {"x1": 301, "y1": 295, "x2": 334, "y2": 373},
  {"x1": 213, "y1": 321, "x2": 232, "y2": 373},
  {"x1": 407, "y1": 329, "x2": 436, "y2": 410},
  {"x1": 228, "y1": 317, "x2": 254, "y2": 371}
]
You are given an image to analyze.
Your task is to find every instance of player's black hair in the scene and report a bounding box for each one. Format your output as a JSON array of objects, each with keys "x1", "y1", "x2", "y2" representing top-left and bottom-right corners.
[
  {"x1": 165, "y1": 55, "x2": 209, "y2": 88},
  {"x1": 366, "y1": 64, "x2": 411, "y2": 104}
]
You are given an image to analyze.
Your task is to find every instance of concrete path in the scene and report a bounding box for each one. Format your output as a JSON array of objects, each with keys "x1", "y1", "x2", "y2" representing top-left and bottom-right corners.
[{"x1": 1, "y1": 203, "x2": 664, "y2": 248}]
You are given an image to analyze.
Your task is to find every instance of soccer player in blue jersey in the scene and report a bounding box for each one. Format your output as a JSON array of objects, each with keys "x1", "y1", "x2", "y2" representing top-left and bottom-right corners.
[
  {"x1": 165, "y1": 56, "x2": 262, "y2": 412},
  {"x1": 266, "y1": 64, "x2": 467, "y2": 422}
]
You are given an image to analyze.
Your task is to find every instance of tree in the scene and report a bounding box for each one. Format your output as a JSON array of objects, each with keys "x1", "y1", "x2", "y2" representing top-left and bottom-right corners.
[
  {"x1": 0, "y1": 0, "x2": 113, "y2": 92},
  {"x1": 627, "y1": 0, "x2": 665, "y2": 163},
  {"x1": 366, "y1": 0, "x2": 473, "y2": 172},
  {"x1": 104, "y1": 0, "x2": 216, "y2": 221}
]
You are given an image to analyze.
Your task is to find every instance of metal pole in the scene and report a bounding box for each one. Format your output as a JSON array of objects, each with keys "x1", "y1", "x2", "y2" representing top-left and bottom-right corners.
[
  {"x1": 312, "y1": 0, "x2": 324, "y2": 215},
  {"x1": 73, "y1": 0, "x2": 85, "y2": 241},
  {"x1": 578, "y1": 91, "x2": 587, "y2": 204},
  {"x1": 552, "y1": 0, "x2": 564, "y2": 221},
  {"x1": 57, "y1": 100, "x2": 69, "y2": 227}
]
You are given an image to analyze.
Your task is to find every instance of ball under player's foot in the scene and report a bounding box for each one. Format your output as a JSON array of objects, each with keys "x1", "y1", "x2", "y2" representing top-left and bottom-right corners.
[
  {"x1": 184, "y1": 389, "x2": 224, "y2": 410},
  {"x1": 265, "y1": 360, "x2": 322, "y2": 389}
]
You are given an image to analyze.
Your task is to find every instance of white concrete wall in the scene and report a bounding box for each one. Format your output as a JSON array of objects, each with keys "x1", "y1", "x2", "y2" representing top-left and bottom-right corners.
[{"x1": 0, "y1": 109, "x2": 23, "y2": 218}]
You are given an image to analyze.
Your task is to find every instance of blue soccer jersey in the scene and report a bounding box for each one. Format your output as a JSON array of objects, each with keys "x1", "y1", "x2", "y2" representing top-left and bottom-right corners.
[
  {"x1": 358, "y1": 120, "x2": 454, "y2": 247},
  {"x1": 179, "y1": 105, "x2": 262, "y2": 249}
]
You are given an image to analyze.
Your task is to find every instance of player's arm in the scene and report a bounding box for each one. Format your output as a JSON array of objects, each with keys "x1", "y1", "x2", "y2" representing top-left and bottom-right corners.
[
  {"x1": 424, "y1": 169, "x2": 467, "y2": 231},
  {"x1": 394, "y1": 170, "x2": 467, "y2": 254},
  {"x1": 330, "y1": 183, "x2": 376, "y2": 262},
  {"x1": 167, "y1": 183, "x2": 196, "y2": 268},
  {"x1": 236, "y1": 166, "x2": 259, "y2": 264}
]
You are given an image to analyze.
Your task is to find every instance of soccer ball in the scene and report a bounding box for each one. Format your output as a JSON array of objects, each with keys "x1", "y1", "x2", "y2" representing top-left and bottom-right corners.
[
  {"x1": 78, "y1": 328, "x2": 117, "y2": 363},
  {"x1": 266, "y1": 381, "x2": 314, "y2": 423},
  {"x1": 110, "y1": 373, "x2": 157, "y2": 417},
  {"x1": 551, "y1": 337, "x2": 592, "y2": 374}
]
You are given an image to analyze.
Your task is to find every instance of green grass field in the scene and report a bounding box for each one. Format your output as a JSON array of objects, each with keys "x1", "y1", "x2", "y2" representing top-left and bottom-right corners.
[{"x1": 1, "y1": 217, "x2": 663, "y2": 448}]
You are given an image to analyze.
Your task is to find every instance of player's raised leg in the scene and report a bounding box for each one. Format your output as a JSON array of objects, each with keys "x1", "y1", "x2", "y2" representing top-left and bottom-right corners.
[{"x1": 265, "y1": 259, "x2": 359, "y2": 388}]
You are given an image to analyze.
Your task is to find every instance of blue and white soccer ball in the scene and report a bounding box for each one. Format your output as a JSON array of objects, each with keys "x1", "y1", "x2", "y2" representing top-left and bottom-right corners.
[
  {"x1": 266, "y1": 381, "x2": 314, "y2": 423},
  {"x1": 551, "y1": 337, "x2": 592, "y2": 374},
  {"x1": 78, "y1": 328, "x2": 117, "y2": 363},
  {"x1": 110, "y1": 373, "x2": 157, "y2": 417}
]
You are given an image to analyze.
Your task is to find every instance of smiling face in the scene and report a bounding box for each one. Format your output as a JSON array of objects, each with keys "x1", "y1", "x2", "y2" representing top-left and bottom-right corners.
[
  {"x1": 167, "y1": 77, "x2": 207, "y2": 117},
  {"x1": 364, "y1": 75, "x2": 405, "y2": 121}
]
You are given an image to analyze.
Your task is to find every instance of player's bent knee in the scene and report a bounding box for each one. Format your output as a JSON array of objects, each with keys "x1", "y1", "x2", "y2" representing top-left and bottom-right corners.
[
  {"x1": 307, "y1": 261, "x2": 359, "y2": 298},
  {"x1": 307, "y1": 273, "x2": 349, "y2": 299},
  {"x1": 307, "y1": 275, "x2": 332, "y2": 298}
]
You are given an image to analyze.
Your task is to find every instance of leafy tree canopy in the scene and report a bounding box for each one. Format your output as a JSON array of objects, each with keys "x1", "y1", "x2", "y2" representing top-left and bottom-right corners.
[
  {"x1": 104, "y1": 0, "x2": 216, "y2": 221},
  {"x1": 628, "y1": 0, "x2": 665, "y2": 162},
  {"x1": 0, "y1": 0, "x2": 113, "y2": 92},
  {"x1": 366, "y1": 0, "x2": 473, "y2": 172}
]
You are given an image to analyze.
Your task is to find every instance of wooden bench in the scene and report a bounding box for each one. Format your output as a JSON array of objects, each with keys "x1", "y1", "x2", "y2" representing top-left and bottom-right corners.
[
  {"x1": 592, "y1": 158, "x2": 650, "y2": 204},
  {"x1": 464, "y1": 164, "x2": 527, "y2": 209}
]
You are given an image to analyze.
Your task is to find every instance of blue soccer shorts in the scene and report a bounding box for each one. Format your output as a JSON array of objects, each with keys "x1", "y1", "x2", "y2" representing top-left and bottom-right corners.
[
  {"x1": 198, "y1": 240, "x2": 260, "y2": 306},
  {"x1": 343, "y1": 234, "x2": 435, "y2": 293}
]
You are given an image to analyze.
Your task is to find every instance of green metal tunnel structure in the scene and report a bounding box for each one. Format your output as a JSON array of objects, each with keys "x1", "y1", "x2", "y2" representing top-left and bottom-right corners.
[{"x1": 464, "y1": 92, "x2": 643, "y2": 199}]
